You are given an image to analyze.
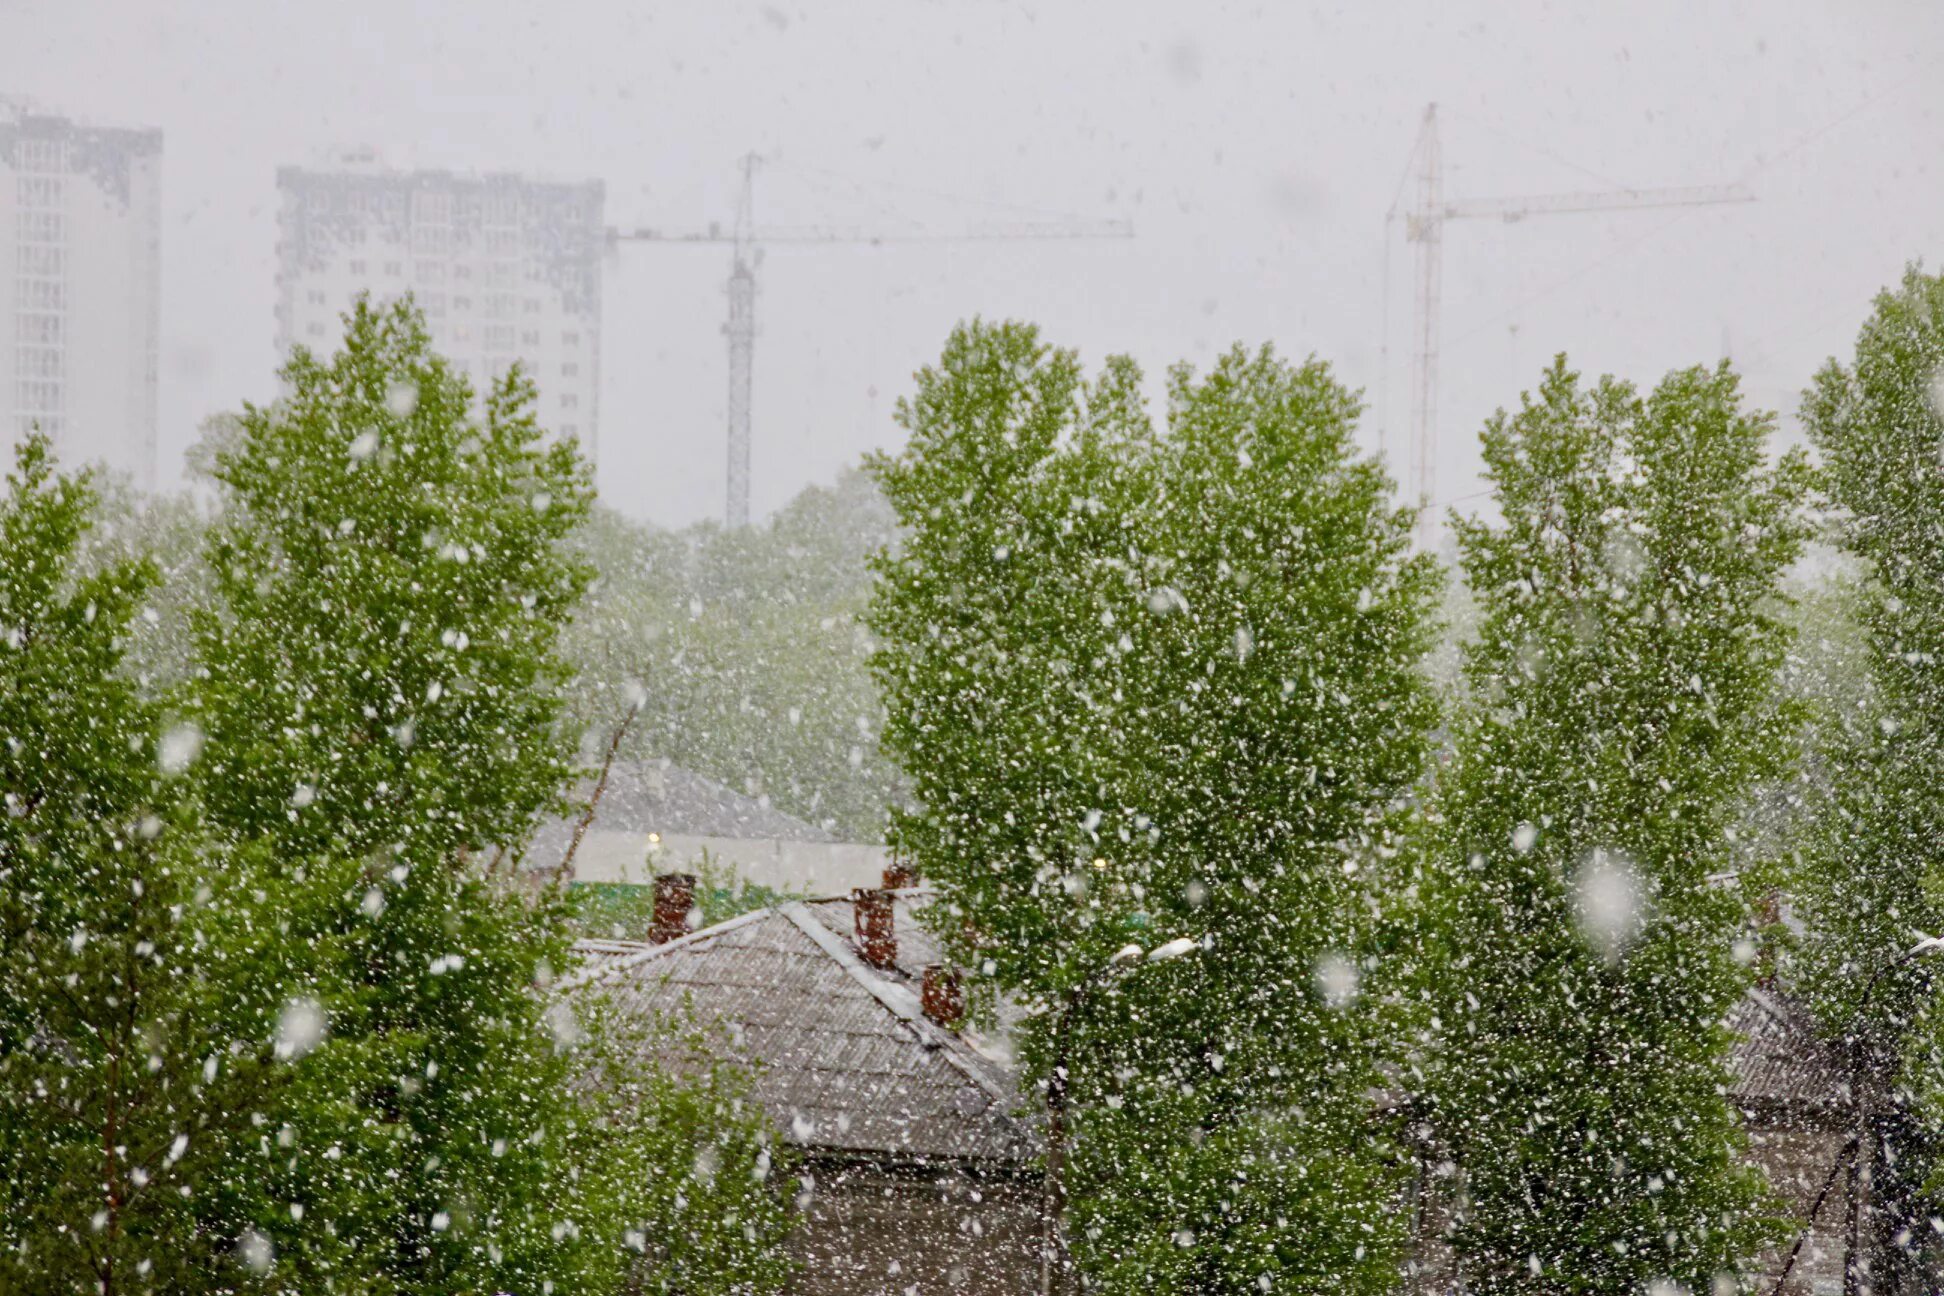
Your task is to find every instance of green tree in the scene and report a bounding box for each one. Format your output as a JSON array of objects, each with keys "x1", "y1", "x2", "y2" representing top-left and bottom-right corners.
[
  {"x1": 0, "y1": 436, "x2": 372, "y2": 1294},
  {"x1": 1420, "y1": 357, "x2": 1809, "y2": 1292},
  {"x1": 190, "y1": 298, "x2": 789, "y2": 1295},
  {"x1": 563, "y1": 467, "x2": 901, "y2": 841},
  {"x1": 1793, "y1": 265, "x2": 1944, "y2": 1277},
  {"x1": 869, "y1": 321, "x2": 1440, "y2": 1294}
]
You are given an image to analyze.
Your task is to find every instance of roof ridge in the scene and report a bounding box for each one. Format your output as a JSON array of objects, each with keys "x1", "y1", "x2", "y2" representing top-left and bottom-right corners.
[
  {"x1": 779, "y1": 903, "x2": 1014, "y2": 1105},
  {"x1": 562, "y1": 907, "x2": 780, "y2": 990}
]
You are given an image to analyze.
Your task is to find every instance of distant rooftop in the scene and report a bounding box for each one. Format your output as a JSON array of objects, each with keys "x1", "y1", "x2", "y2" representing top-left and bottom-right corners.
[
  {"x1": 535, "y1": 759, "x2": 837, "y2": 852},
  {"x1": 277, "y1": 150, "x2": 602, "y2": 195}
]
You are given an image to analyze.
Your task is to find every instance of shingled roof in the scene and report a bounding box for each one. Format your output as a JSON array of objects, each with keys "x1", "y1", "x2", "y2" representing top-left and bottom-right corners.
[
  {"x1": 573, "y1": 895, "x2": 1034, "y2": 1168},
  {"x1": 1726, "y1": 985, "x2": 1852, "y2": 1119},
  {"x1": 575, "y1": 895, "x2": 1851, "y2": 1175}
]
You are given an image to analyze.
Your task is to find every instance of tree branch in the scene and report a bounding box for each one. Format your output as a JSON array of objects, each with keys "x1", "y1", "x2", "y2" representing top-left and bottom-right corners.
[{"x1": 554, "y1": 700, "x2": 642, "y2": 884}]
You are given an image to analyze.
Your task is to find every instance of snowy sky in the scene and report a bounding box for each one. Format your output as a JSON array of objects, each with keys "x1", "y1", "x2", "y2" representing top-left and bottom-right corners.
[{"x1": 8, "y1": 0, "x2": 1942, "y2": 527}]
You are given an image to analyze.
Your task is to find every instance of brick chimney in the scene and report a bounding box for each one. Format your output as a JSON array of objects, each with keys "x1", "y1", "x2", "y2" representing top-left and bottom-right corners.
[
  {"x1": 650, "y1": 872, "x2": 697, "y2": 944},
  {"x1": 922, "y1": 965, "x2": 963, "y2": 1027},
  {"x1": 853, "y1": 887, "x2": 897, "y2": 969},
  {"x1": 882, "y1": 860, "x2": 918, "y2": 891}
]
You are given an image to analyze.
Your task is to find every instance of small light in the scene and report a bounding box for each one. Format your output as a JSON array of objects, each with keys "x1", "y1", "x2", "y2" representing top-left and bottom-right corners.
[
  {"x1": 1091, "y1": 856, "x2": 1108, "y2": 870},
  {"x1": 647, "y1": 833, "x2": 661, "y2": 846}
]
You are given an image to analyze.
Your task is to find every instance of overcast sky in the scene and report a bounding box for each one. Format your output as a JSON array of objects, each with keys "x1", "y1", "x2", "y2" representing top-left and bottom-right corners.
[{"x1": 8, "y1": 0, "x2": 1941, "y2": 528}]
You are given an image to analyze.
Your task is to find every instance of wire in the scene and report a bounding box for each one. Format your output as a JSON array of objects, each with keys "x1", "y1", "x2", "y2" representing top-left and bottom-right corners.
[
  {"x1": 782, "y1": 164, "x2": 928, "y2": 234},
  {"x1": 1383, "y1": 128, "x2": 1421, "y2": 222},
  {"x1": 1449, "y1": 110, "x2": 1631, "y2": 191},
  {"x1": 769, "y1": 157, "x2": 1102, "y2": 225},
  {"x1": 1441, "y1": 206, "x2": 1710, "y2": 352},
  {"x1": 1738, "y1": 67, "x2": 1915, "y2": 183},
  {"x1": 1378, "y1": 215, "x2": 1393, "y2": 461}
]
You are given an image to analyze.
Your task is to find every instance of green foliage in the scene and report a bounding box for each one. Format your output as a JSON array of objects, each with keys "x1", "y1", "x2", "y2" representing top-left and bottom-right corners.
[
  {"x1": 1420, "y1": 357, "x2": 1810, "y2": 1292},
  {"x1": 1795, "y1": 267, "x2": 1944, "y2": 1028},
  {"x1": 0, "y1": 435, "x2": 369, "y2": 1293},
  {"x1": 194, "y1": 297, "x2": 594, "y2": 862},
  {"x1": 563, "y1": 468, "x2": 900, "y2": 841},
  {"x1": 182, "y1": 298, "x2": 788, "y2": 1296},
  {"x1": 568, "y1": 994, "x2": 795, "y2": 1296},
  {"x1": 1793, "y1": 266, "x2": 1944, "y2": 1249},
  {"x1": 869, "y1": 320, "x2": 1440, "y2": 1294}
]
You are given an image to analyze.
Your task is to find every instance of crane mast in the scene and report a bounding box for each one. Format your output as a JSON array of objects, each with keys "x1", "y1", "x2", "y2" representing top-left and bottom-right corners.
[
  {"x1": 1398, "y1": 103, "x2": 1753, "y2": 545},
  {"x1": 611, "y1": 156, "x2": 1133, "y2": 526}
]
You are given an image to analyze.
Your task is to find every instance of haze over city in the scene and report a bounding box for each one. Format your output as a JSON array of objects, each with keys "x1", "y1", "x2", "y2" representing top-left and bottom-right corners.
[{"x1": 5, "y1": 0, "x2": 1941, "y2": 527}]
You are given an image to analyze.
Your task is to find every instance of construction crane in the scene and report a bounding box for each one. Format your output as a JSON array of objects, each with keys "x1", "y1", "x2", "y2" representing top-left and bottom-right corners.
[
  {"x1": 609, "y1": 153, "x2": 1135, "y2": 527},
  {"x1": 1394, "y1": 103, "x2": 1753, "y2": 544}
]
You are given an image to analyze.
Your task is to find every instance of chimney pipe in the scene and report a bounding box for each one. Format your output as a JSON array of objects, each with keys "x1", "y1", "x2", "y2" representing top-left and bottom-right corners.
[
  {"x1": 650, "y1": 872, "x2": 697, "y2": 944},
  {"x1": 853, "y1": 887, "x2": 896, "y2": 969},
  {"x1": 922, "y1": 965, "x2": 963, "y2": 1027},
  {"x1": 882, "y1": 860, "x2": 918, "y2": 891}
]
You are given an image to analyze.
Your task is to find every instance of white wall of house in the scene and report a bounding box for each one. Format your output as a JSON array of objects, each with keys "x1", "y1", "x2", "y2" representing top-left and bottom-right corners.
[{"x1": 567, "y1": 828, "x2": 888, "y2": 896}]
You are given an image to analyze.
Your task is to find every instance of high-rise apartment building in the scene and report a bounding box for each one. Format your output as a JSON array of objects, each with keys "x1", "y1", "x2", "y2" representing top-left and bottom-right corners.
[
  {"x1": 0, "y1": 103, "x2": 162, "y2": 488},
  {"x1": 275, "y1": 155, "x2": 604, "y2": 457}
]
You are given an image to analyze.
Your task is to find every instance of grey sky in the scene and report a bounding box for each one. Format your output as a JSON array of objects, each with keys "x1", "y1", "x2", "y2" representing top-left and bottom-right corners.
[{"x1": 8, "y1": 0, "x2": 1941, "y2": 527}]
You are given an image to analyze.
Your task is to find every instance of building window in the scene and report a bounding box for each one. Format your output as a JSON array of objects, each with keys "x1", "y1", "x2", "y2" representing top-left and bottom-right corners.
[
  {"x1": 520, "y1": 329, "x2": 540, "y2": 346},
  {"x1": 384, "y1": 261, "x2": 403, "y2": 277},
  {"x1": 19, "y1": 212, "x2": 63, "y2": 242},
  {"x1": 19, "y1": 313, "x2": 62, "y2": 344},
  {"x1": 17, "y1": 176, "x2": 62, "y2": 207},
  {"x1": 18, "y1": 380, "x2": 63, "y2": 411},
  {"x1": 415, "y1": 260, "x2": 446, "y2": 283},
  {"x1": 18, "y1": 138, "x2": 65, "y2": 171},
  {"x1": 560, "y1": 393, "x2": 579, "y2": 409},
  {"x1": 411, "y1": 191, "x2": 452, "y2": 224},
  {"x1": 561, "y1": 362, "x2": 579, "y2": 376},
  {"x1": 485, "y1": 325, "x2": 515, "y2": 352},
  {"x1": 18, "y1": 246, "x2": 63, "y2": 276},
  {"x1": 349, "y1": 259, "x2": 368, "y2": 275}
]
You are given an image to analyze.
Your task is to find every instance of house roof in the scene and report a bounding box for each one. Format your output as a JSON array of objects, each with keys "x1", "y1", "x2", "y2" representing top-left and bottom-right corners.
[
  {"x1": 576, "y1": 896, "x2": 1852, "y2": 1169},
  {"x1": 593, "y1": 760, "x2": 838, "y2": 842},
  {"x1": 528, "y1": 758, "x2": 839, "y2": 867},
  {"x1": 572, "y1": 894, "x2": 1033, "y2": 1168},
  {"x1": 1726, "y1": 985, "x2": 1852, "y2": 1116}
]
